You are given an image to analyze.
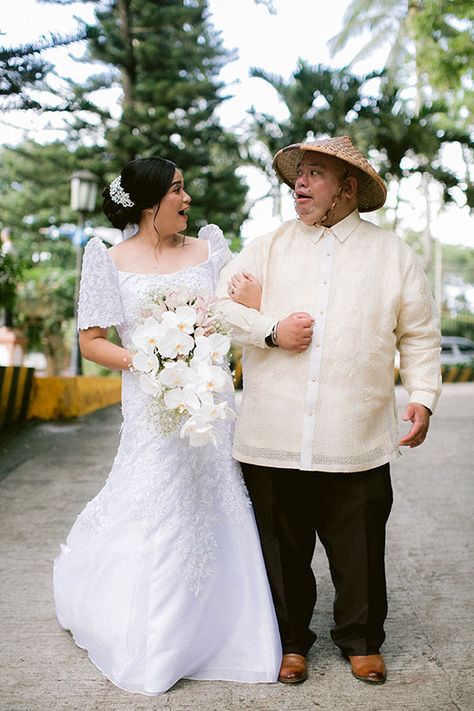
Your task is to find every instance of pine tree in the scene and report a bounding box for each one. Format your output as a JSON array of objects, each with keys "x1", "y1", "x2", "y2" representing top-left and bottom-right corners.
[
  {"x1": 80, "y1": 0, "x2": 248, "y2": 241},
  {"x1": 0, "y1": 28, "x2": 91, "y2": 111},
  {"x1": 0, "y1": 140, "x2": 107, "y2": 264}
]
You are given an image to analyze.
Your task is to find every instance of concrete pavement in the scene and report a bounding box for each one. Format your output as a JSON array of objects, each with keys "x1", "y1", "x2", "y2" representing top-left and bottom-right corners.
[{"x1": 0, "y1": 383, "x2": 473, "y2": 711}]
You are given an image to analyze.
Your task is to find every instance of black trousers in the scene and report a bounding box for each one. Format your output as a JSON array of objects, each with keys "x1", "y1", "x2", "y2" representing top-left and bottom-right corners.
[{"x1": 241, "y1": 462, "x2": 393, "y2": 657}]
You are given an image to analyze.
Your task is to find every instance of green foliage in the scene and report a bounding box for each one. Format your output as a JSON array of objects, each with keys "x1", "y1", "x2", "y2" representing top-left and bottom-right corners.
[
  {"x1": 0, "y1": 254, "x2": 18, "y2": 308},
  {"x1": 0, "y1": 140, "x2": 107, "y2": 357},
  {"x1": 0, "y1": 252, "x2": 23, "y2": 319},
  {"x1": 0, "y1": 27, "x2": 93, "y2": 111},
  {"x1": 441, "y1": 313, "x2": 474, "y2": 341},
  {"x1": 413, "y1": 0, "x2": 474, "y2": 94},
  {"x1": 1, "y1": 0, "x2": 252, "y2": 370},
  {"x1": 442, "y1": 244, "x2": 474, "y2": 284},
  {"x1": 356, "y1": 89, "x2": 471, "y2": 207},
  {"x1": 328, "y1": 0, "x2": 415, "y2": 78},
  {"x1": 328, "y1": 0, "x2": 474, "y2": 144},
  {"x1": 0, "y1": 141, "x2": 108, "y2": 263},
  {"x1": 15, "y1": 265, "x2": 76, "y2": 373},
  {"x1": 2, "y1": 1, "x2": 249, "y2": 242},
  {"x1": 77, "y1": 0, "x2": 248, "y2": 241},
  {"x1": 245, "y1": 62, "x2": 373, "y2": 181},
  {"x1": 246, "y1": 61, "x2": 472, "y2": 214}
]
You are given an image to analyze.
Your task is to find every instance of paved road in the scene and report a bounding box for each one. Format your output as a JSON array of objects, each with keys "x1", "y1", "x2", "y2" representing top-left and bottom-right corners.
[{"x1": 1, "y1": 384, "x2": 473, "y2": 711}]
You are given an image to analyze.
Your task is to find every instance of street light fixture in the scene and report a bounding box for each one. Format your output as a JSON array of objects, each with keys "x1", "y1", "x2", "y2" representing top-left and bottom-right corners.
[{"x1": 69, "y1": 169, "x2": 99, "y2": 375}]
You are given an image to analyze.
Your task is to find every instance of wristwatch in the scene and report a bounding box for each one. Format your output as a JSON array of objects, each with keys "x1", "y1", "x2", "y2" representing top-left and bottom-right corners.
[{"x1": 265, "y1": 321, "x2": 279, "y2": 348}]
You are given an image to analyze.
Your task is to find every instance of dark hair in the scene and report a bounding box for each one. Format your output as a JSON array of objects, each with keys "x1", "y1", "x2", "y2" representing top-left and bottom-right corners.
[{"x1": 102, "y1": 156, "x2": 176, "y2": 230}]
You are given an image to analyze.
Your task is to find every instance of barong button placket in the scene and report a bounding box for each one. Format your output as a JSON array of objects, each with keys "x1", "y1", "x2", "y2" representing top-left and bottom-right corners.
[{"x1": 299, "y1": 229, "x2": 335, "y2": 470}]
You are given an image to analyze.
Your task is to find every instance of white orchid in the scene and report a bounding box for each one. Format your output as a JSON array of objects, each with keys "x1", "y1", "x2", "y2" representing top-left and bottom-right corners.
[
  {"x1": 193, "y1": 333, "x2": 231, "y2": 365},
  {"x1": 132, "y1": 316, "x2": 166, "y2": 354},
  {"x1": 132, "y1": 350, "x2": 159, "y2": 374},
  {"x1": 161, "y1": 305, "x2": 197, "y2": 334},
  {"x1": 180, "y1": 413, "x2": 218, "y2": 447},
  {"x1": 138, "y1": 373, "x2": 162, "y2": 396},
  {"x1": 199, "y1": 399, "x2": 236, "y2": 422},
  {"x1": 158, "y1": 360, "x2": 194, "y2": 389},
  {"x1": 156, "y1": 325, "x2": 194, "y2": 358},
  {"x1": 193, "y1": 362, "x2": 233, "y2": 394},
  {"x1": 164, "y1": 386, "x2": 200, "y2": 414}
]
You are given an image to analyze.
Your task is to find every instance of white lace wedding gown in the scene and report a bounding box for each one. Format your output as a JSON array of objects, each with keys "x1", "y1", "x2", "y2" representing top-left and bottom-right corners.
[{"x1": 53, "y1": 224, "x2": 281, "y2": 695}]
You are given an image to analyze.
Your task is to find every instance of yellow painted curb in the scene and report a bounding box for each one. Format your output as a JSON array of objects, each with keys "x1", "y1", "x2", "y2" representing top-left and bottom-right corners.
[
  {"x1": 0, "y1": 366, "x2": 35, "y2": 425},
  {"x1": 458, "y1": 367, "x2": 473, "y2": 383},
  {"x1": 27, "y1": 375, "x2": 122, "y2": 420}
]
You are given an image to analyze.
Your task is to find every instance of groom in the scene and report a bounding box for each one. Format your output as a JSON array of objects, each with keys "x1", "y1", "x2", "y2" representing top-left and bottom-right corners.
[{"x1": 217, "y1": 136, "x2": 441, "y2": 685}]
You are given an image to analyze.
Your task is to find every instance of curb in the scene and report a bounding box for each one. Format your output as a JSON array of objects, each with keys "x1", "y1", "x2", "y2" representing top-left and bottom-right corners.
[
  {"x1": 0, "y1": 366, "x2": 35, "y2": 425},
  {"x1": 0, "y1": 366, "x2": 122, "y2": 424},
  {"x1": 27, "y1": 375, "x2": 122, "y2": 420}
]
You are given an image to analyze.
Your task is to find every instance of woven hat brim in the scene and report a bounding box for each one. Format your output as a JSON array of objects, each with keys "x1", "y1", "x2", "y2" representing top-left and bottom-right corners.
[{"x1": 273, "y1": 141, "x2": 387, "y2": 212}]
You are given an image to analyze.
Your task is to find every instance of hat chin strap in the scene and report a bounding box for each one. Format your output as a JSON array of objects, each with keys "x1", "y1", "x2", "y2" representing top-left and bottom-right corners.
[
  {"x1": 313, "y1": 184, "x2": 344, "y2": 228},
  {"x1": 312, "y1": 167, "x2": 355, "y2": 227}
]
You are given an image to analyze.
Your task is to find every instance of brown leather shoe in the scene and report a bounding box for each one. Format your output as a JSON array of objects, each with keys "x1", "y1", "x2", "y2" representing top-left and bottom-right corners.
[
  {"x1": 347, "y1": 654, "x2": 386, "y2": 684},
  {"x1": 278, "y1": 653, "x2": 308, "y2": 684}
]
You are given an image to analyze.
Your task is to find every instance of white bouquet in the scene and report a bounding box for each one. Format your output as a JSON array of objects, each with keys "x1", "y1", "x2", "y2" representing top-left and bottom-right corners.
[{"x1": 130, "y1": 286, "x2": 235, "y2": 447}]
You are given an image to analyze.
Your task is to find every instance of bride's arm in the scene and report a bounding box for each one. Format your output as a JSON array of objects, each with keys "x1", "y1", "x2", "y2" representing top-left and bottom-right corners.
[
  {"x1": 79, "y1": 327, "x2": 133, "y2": 371},
  {"x1": 227, "y1": 272, "x2": 262, "y2": 310}
]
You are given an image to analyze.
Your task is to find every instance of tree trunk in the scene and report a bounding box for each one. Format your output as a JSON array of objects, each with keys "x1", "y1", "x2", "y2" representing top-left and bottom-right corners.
[
  {"x1": 407, "y1": 0, "x2": 423, "y2": 115},
  {"x1": 392, "y1": 179, "x2": 401, "y2": 231},
  {"x1": 422, "y1": 171, "x2": 433, "y2": 276},
  {"x1": 117, "y1": 0, "x2": 137, "y2": 161}
]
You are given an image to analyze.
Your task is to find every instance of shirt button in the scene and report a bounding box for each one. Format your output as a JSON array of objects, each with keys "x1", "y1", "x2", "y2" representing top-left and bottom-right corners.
[
  {"x1": 308, "y1": 410, "x2": 314, "y2": 416},
  {"x1": 326, "y1": 252, "x2": 331, "y2": 256},
  {"x1": 312, "y1": 376, "x2": 317, "y2": 382},
  {"x1": 323, "y1": 280, "x2": 328, "y2": 285},
  {"x1": 316, "y1": 343, "x2": 320, "y2": 348},
  {"x1": 319, "y1": 310, "x2": 324, "y2": 315}
]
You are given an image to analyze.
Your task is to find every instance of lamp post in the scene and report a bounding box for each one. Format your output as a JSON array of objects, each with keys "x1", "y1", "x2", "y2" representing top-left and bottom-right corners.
[{"x1": 69, "y1": 170, "x2": 98, "y2": 375}]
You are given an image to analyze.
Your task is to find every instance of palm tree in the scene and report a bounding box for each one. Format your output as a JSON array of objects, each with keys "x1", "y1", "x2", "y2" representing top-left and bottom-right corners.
[
  {"x1": 328, "y1": 0, "x2": 425, "y2": 112},
  {"x1": 244, "y1": 61, "x2": 374, "y2": 217}
]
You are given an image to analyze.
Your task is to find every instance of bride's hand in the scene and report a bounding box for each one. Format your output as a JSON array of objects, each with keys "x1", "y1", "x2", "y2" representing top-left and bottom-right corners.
[{"x1": 228, "y1": 272, "x2": 262, "y2": 310}]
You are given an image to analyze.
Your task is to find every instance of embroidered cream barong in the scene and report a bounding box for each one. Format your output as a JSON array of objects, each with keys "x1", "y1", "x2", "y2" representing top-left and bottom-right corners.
[{"x1": 217, "y1": 210, "x2": 441, "y2": 473}]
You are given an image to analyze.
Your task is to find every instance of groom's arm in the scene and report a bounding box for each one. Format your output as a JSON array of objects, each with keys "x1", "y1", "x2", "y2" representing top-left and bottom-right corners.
[
  {"x1": 216, "y1": 240, "x2": 275, "y2": 348},
  {"x1": 217, "y1": 236, "x2": 314, "y2": 353}
]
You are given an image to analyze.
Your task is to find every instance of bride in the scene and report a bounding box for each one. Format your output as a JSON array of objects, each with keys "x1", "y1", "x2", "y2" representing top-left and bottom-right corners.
[{"x1": 53, "y1": 156, "x2": 281, "y2": 695}]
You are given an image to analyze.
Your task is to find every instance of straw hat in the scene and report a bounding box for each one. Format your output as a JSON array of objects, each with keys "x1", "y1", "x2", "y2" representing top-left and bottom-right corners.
[{"x1": 272, "y1": 136, "x2": 387, "y2": 212}]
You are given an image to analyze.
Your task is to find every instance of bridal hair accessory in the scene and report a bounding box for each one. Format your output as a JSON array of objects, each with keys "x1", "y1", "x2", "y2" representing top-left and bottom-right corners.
[{"x1": 109, "y1": 175, "x2": 135, "y2": 208}]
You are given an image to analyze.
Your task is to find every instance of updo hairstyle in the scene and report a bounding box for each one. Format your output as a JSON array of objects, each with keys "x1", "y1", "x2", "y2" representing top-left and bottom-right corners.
[{"x1": 102, "y1": 156, "x2": 177, "y2": 230}]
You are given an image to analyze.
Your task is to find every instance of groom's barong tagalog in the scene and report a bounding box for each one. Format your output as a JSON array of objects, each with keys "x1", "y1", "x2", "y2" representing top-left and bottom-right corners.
[{"x1": 217, "y1": 210, "x2": 440, "y2": 472}]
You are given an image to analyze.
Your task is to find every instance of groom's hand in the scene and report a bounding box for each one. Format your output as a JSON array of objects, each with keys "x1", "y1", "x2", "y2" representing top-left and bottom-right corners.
[{"x1": 277, "y1": 312, "x2": 314, "y2": 352}]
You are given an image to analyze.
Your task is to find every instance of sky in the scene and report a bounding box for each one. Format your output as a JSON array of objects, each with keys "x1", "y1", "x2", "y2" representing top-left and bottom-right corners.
[{"x1": 1, "y1": 0, "x2": 473, "y2": 248}]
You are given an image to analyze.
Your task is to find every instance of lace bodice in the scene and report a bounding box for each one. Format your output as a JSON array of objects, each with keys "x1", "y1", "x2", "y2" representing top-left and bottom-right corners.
[{"x1": 77, "y1": 223, "x2": 232, "y2": 336}]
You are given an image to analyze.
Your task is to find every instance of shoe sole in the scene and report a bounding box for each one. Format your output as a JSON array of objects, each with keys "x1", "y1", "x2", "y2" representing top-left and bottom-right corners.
[
  {"x1": 342, "y1": 651, "x2": 386, "y2": 684},
  {"x1": 351, "y1": 671, "x2": 386, "y2": 684},
  {"x1": 278, "y1": 673, "x2": 308, "y2": 684}
]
